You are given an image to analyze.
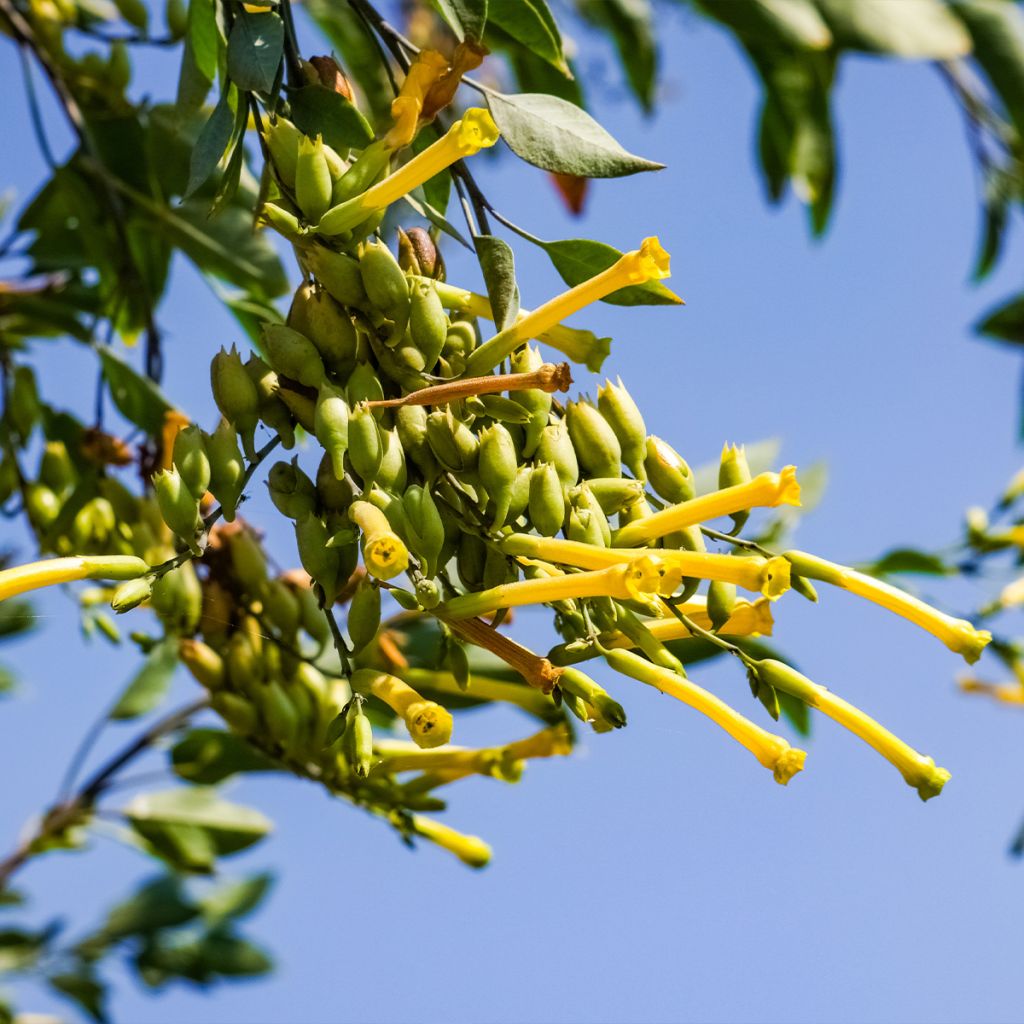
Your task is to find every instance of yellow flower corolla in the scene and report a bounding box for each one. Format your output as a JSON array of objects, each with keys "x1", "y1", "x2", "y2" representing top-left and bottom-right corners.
[
  {"x1": 755, "y1": 659, "x2": 950, "y2": 801},
  {"x1": 384, "y1": 50, "x2": 449, "y2": 149},
  {"x1": 353, "y1": 669, "x2": 453, "y2": 749},
  {"x1": 785, "y1": 551, "x2": 991, "y2": 665},
  {"x1": 349, "y1": 501, "x2": 409, "y2": 581},
  {"x1": 439, "y1": 557, "x2": 665, "y2": 620},
  {"x1": 613, "y1": 467, "x2": 802, "y2": 547},
  {"x1": 463, "y1": 238, "x2": 675, "y2": 376},
  {"x1": 410, "y1": 814, "x2": 492, "y2": 868},
  {"x1": 605, "y1": 648, "x2": 806, "y2": 785},
  {"x1": 602, "y1": 596, "x2": 775, "y2": 645},
  {"x1": 316, "y1": 109, "x2": 499, "y2": 236},
  {"x1": 958, "y1": 676, "x2": 1024, "y2": 706},
  {"x1": 0, "y1": 555, "x2": 148, "y2": 603},
  {"x1": 499, "y1": 534, "x2": 791, "y2": 600}
]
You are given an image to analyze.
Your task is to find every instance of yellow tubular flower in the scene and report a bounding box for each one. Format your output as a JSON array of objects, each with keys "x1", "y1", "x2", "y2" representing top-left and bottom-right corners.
[
  {"x1": 0, "y1": 555, "x2": 148, "y2": 603},
  {"x1": 429, "y1": 279, "x2": 610, "y2": 370},
  {"x1": 998, "y1": 575, "x2": 1024, "y2": 609},
  {"x1": 399, "y1": 668, "x2": 557, "y2": 718},
  {"x1": 615, "y1": 597, "x2": 773, "y2": 642},
  {"x1": 317, "y1": 109, "x2": 499, "y2": 235},
  {"x1": 605, "y1": 648, "x2": 806, "y2": 785},
  {"x1": 349, "y1": 500, "x2": 409, "y2": 581},
  {"x1": 958, "y1": 676, "x2": 1024, "y2": 706},
  {"x1": 613, "y1": 467, "x2": 802, "y2": 547},
  {"x1": 384, "y1": 50, "x2": 449, "y2": 148},
  {"x1": 355, "y1": 669, "x2": 453, "y2": 748},
  {"x1": 500, "y1": 534, "x2": 791, "y2": 599},
  {"x1": 463, "y1": 238, "x2": 674, "y2": 376},
  {"x1": 410, "y1": 814, "x2": 492, "y2": 868},
  {"x1": 755, "y1": 659, "x2": 949, "y2": 801},
  {"x1": 785, "y1": 551, "x2": 991, "y2": 665},
  {"x1": 439, "y1": 556, "x2": 665, "y2": 620}
]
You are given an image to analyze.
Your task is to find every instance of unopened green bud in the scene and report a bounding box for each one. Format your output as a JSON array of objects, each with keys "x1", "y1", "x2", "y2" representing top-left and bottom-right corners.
[
  {"x1": 180, "y1": 637, "x2": 225, "y2": 690},
  {"x1": 303, "y1": 247, "x2": 369, "y2": 308},
  {"x1": 39, "y1": 441, "x2": 75, "y2": 493},
  {"x1": 415, "y1": 578, "x2": 440, "y2": 608},
  {"x1": 348, "y1": 403, "x2": 383, "y2": 488},
  {"x1": 172, "y1": 425, "x2": 210, "y2": 500},
  {"x1": 343, "y1": 697, "x2": 374, "y2": 778},
  {"x1": 211, "y1": 346, "x2": 260, "y2": 455},
  {"x1": 262, "y1": 577, "x2": 301, "y2": 637},
  {"x1": 587, "y1": 477, "x2": 644, "y2": 515},
  {"x1": 479, "y1": 423, "x2": 518, "y2": 527},
  {"x1": 719, "y1": 443, "x2": 752, "y2": 532},
  {"x1": 9, "y1": 365, "x2": 39, "y2": 440},
  {"x1": 597, "y1": 376, "x2": 647, "y2": 481},
  {"x1": 205, "y1": 419, "x2": 245, "y2": 522},
  {"x1": 506, "y1": 465, "x2": 532, "y2": 525},
  {"x1": 529, "y1": 462, "x2": 566, "y2": 537},
  {"x1": 295, "y1": 513, "x2": 341, "y2": 602},
  {"x1": 444, "y1": 319, "x2": 477, "y2": 358},
  {"x1": 569, "y1": 484, "x2": 611, "y2": 546},
  {"x1": 295, "y1": 134, "x2": 333, "y2": 223},
  {"x1": 244, "y1": 354, "x2": 296, "y2": 451},
  {"x1": 211, "y1": 691, "x2": 259, "y2": 734},
  {"x1": 396, "y1": 404, "x2": 438, "y2": 477},
  {"x1": 707, "y1": 580, "x2": 737, "y2": 631},
  {"x1": 559, "y1": 665, "x2": 626, "y2": 728},
  {"x1": 536, "y1": 422, "x2": 579, "y2": 488},
  {"x1": 790, "y1": 573, "x2": 819, "y2": 603},
  {"x1": 345, "y1": 361, "x2": 385, "y2": 405},
  {"x1": 153, "y1": 467, "x2": 203, "y2": 554},
  {"x1": 316, "y1": 452, "x2": 356, "y2": 512},
  {"x1": 457, "y1": 531, "x2": 487, "y2": 590},
  {"x1": 287, "y1": 282, "x2": 358, "y2": 379},
  {"x1": 266, "y1": 116, "x2": 302, "y2": 189},
  {"x1": 645, "y1": 436, "x2": 694, "y2": 504},
  {"x1": 276, "y1": 384, "x2": 317, "y2": 434},
  {"x1": 257, "y1": 680, "x2": 301, "y2": 752},
  {"x1": 347, "y1": 577, "x2": 381, "y2": 654},
  {"x1": 377, "y1": 427, "x2": 407, "y2": 491},
  {"x1": 150, "y1": 562, "x2": 202, "y2": 633},
  {"x1": 403, "y1": 485, "x2": 444, "y2": 578},
  {"x1": 25, "y1": 484, "x2": 59, "y2": 530},
  {"x1": 110, "y1": 575, "x2": 153, "y2": 614},
  {"x1": 409, "y1": 280, "x2": 448, "y2": 371},
  {"x1": 611, "y1": 604, "x2": 684, "y2": 676},
  {"x1": 262, "y1": 324, "x2": 326, "y2": 389},
  {"x1": 359, "y1": 240, "x2": 411, "y2": 329},
  {"x1": 260, "y1": 201, "x2": 307, "y2": 242},
  {"x1": 228, "y1": 527, "x2": 268, "y2": 596},
  {"x1": 314, "y1": 383, "x2": 350, "y2": 479},
  {"x1": 267, "y1": 458, "x2": 317, "y2": 519},
  {"x1": 444, "y1": 638, "x2": 471, "y2": 691},
  {"x1": 566, "y1": 399, "x2": 622, "y2": 479},
  {"x1": 426, "y1": 410, "x2": 478, "y2": 473},
  {"x1": 509, "y1": 346, "x2": 551, "y2": 458}
]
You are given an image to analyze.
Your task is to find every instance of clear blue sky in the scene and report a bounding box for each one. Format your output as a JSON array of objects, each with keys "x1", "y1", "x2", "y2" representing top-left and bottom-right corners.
[{"x1": 3, "y1": 4, "x2": 1024, "y2": 1022}]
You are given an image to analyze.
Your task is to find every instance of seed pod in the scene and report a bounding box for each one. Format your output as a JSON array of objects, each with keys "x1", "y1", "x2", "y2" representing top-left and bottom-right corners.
[
  {"x1": 566, "y1": 399, "x2": 622, "y2": 479},
  {"x1": 295, "y1": 134, "x2": 333, "y2": 224},
  {"x1": 409, "y1": 279, "x2": 448, "y2": 371},
  {"x1": 403, "y1": 485, "x2": 444, "y2": 578},
  {"x1": 597, "y1": 377, "x2": 647, "y2": 481},
  {"x1": 479, "y1": 423, "x2": 518, "y2": 528},
  {"x1": 347, "y1": 577, "x2": 381, "y2": 654},
  {"x1": 719, "y1": 443, "x2": 752, "y2": 533},
  {"x1": 267, "y1": 458, "x2": 317, "y2": 519},
  {"x1": 587, "y1": 477, "x2": 644, "y2": 515},
  {"x1": 509, "y1": 346, "x2": 551, "y2": 457},
  {"x1": 396, "y1": 404, "x2": 438, "y2": 477},
  {"x1": 559, "y1": 666, "x2": 626, "y2": 728},
  {"x1": 262, "y1": 324, "x2": 326, "y2": 389},
  {"x1": 457, "y1": 531, "x2": 486, "y2": 590},
  {"x1": 212, "y1": 691, "x2": 259, "y2": 734},
  {"x1": 171, "y1": 424, "x2": 210, "y2": 501},
  {"x1": 210, "y1": 346, "x2": 260, "y2": 456},
  {"x1": 228, "y1": 527, "x2": 268, "y2": 596},
  {"x1": 645, "y1": 436, "x2": 694, "y2": 504},
  {"x1": 314, "y1": 383, "x2": 350, "y2": 479},
  {"x1": 180, "y1": 638, "x2": 225, "y2": 690},
  {"x1": 377, "y1": 427, "x2": 407, "y2": 492},
  {"x1": 316, "y1": 452, "x2": 356, "y2": 512},
  {"x1": 359, "y1": 240, "x2": 411, "y2": 329},
  {"x1": 343, "y1": 697, "x2": 374, "y2": 778},
  {"x1": 244, "y1": 354, "x2": 296, "y2": 451},
  {"x1": 707, "y1": 580, "x2": 737, "y2": 631},
  {"x1": 150, "y1": 562, "x2": 202, "y2": 634},
  {"x1": 303, "y1": 247, "x2": 369, "y2": 308},
  {"x1": 347, "y1": 403, "x2": 383, "y2": 488},
  {"x1": 110, "y1": 576, "x2": 153, "y2": 614},
  {"x1": 204, "y1": 419, "x2": 245, "y2": 522},
  {"x1": 153, "y1": 467, "x2": 203, "y2": 554},
  {"x1": 529, "y1": 462, "x2": 566, "y2": 537},
  {"x1": 287, "y1": 282, "x2": 358, "y2": 379},
  {"x1": 295, "y1": 513, "x2": 341, "y2": 602},
  {"x1": 397, "y1": 226, "x2": 445, "y2": 279},
  {"x1": 266, "y1": 116, "x2": 302, "y2": 189}
]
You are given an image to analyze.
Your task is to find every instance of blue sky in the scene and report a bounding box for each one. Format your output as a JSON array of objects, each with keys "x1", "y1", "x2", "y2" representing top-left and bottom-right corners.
[{"x1": 3, "y1": 4, "x2": 1024, "y2": 1022}]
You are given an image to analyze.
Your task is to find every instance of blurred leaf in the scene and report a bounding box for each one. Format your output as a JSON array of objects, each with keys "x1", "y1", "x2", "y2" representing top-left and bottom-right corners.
[
  {"x1": 0, "y1": 926, "x2": 55, "y2": 972},
  {"x1": 0, "y1": 599, "x2": 36, "y2": 639},
  {"x1": 487, "y1": 0, "x2": 568, "y2": 75},
  {"x1": 476, "y1": 235, "x2": 520, "y2": 331},
  {"x1": 198, "y1": 930, "x2": 273, "y2": 976},
  {"x1": 288, "y1": 84, "x2": 374, "y2": 153},
  {"x1": 976, "y1": 292, "x2": 1024, "y2": 345},
  {"x1": 860, "y1": 548, "x2": 955, "y2": 577},
  {"x1": 431, "y1": 0, "x2": 488, "y2": 40},
  {"x1": 48, "y1": 970, "x2": 108, "y2": 1023},
  {"x1": 205, "y1": 278, "x2": 283, "y2": 350},
  {"x1": 171, "y1": 728, "x2": 280, "y2": 784},
  {"x1": 578, "y1": 0, "x2": 658, "y2": 112},
  {"x1": 509, "y1": 47, "x2": 584, "y2": 105},
  {"x1": 184, "y1": 89, "x2": 238, "y2": 200},
  {"x1": 177, "y1": 0, "x2": 222, "y2": 112},
  {"x1": 98, "y1": 347, "x2": 174, "y2": 435},
  {"x1": 110, "y1": 639, "x2": 179, "y2": 721},
  {"x1": 227, "y1": 11, "x2": 283, "y2": 93},
  {"x1": 815, "y1": 0, "x2": 971, "y2": 58},
  {"x1": 696, "y1": 0, "x2": 832, "y2": 49},
  {"x1": 101, "y1": 876, "x2": 198, "y2": 939},
  {"x1": 540, "y1": 237, "x2": 683, "y2": 305},
  {"x1": 973, "y1": 172, "x2": 1010, "y2": 281},
  {"x1": 199, "y1": 873, "x2": 273, "y2": 924},
  {"x1": 487, "y1": 92, "x2": 664, "y2": 177},
  {"x1": 777, "y1": 689, "x2": 810, "y2": 736},
  {"x1": 0, "y1": 666, "x2": 15, "y2": 697}
]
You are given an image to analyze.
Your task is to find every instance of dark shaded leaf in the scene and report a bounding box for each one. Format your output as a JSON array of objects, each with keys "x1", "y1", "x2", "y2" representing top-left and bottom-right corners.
[
  {"x1": 227, "y1": 11, "x2": 284, "y2": 92},
  {"x1": 487, "y1": 0, "x2": 567, "y2": 74},
  {"x1": 815, "y1": 0, "x2": 971, "y2": 57},
  {"x1": 695, "y1": 0, "x2": 832, "y2": 49},
  {"x1": 110, "y1": 639, "x2": 179, "y2": 721},
  {"x1": 288, "y1": 83, "x2": 374, "y2": 153},
  {"x1": 198, "y1": 930, "x2": 273, "y2": 976},
  {"x1": 101, "y1": 876, "x2": 198, "y2": 939},
  {"x1": 177, "y1": 0, "x2": 222, "y2": 112},
  {"x1": 171, "y1": 728, "x2": 281, "y2": 784},
  {"x1": 0, "y1": 927, "x2": 52, "y2": 973},
  {"x1": 541, "y1": 237, "x2": 682, "y2": 305},
  {"x1": 98, "y1": 347, "x2": 174, "y2": 435},
  {"x1": 976, "y1": 292, "x2": 1024, "y2": 345},
  {"x1": 49, "y1": 970, "x2": 108, "y2": 1023},
  {"x1": 184, "y1": 89, "x2": 237, "y2": 199},
  {"x1": 0, "y1": 600, "x2": 36, "y2": 639},
  {"x1": 476, "y1": 235, "x2": 520, "y2": 330},
  {"x1": 486, "y1": 92, "x2": 664, "y2": 177},
  {"x1": 579, "y1": 0, "x2": 658, "y2": 112},
  {"x1": 199, "y1": 873, "x2": 273, "y2": 924},
  {"x1": 431, "y1": 0, "x2": 487, "y2": 40},
  {"x1": 954, "y1": 0, "x2": 1024, "y2": 138},
  {"x1": 861, "y1": 548, "x2": 955, "y2": 577}
]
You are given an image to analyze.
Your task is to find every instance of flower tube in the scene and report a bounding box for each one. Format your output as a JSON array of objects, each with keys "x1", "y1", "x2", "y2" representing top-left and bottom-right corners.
[
  {"x1": 353, "y1": 668, "x2": 453, "y2": 748},
  {"x1": 317, "y1": 109, "x2": 499, "y2": 236},
  {"x1": 785, "y1": 550, "x2": 991, "y2": 664},
  {"x1": 604, "y1": 648, "x2": 806, "y2": 785},
  {"x1": 384, "y1": 50, "x2": 449, "y2": 148},
  {"x1": 0, "y1": 555, "x2": 148, "y2": 602},
  {"x1": 602, "y1": 597, "x2": 775, "y2": 646},
  {"x1": 463, "y1": 237, "x2": 672, "y2": 376},
  {"x1": 409, "y1": 814, "x2": 492, "y2": 868},
  {"x1": 613, "y1": 467, "x2": 802, "y2": 547},
  {"x1": 349, "y1": 500, "x2": 409, "y2": 581}
]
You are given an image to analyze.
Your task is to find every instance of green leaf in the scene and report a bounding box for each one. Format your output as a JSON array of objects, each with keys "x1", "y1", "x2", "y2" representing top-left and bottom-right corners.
[
  {"x1": 509, "y1": 47, "x2": 584, "y2": 105},
  {"x1": 287, "y1": 83, "x2": 374, "y2": 153},
  {"x1": 486, "y1": 91, "x2": 664, "y2": 177},
  {"x1": 110, "y1": 639, "x2": 179, "y2": 721},
  {"x1": 578, "y1": 0, "x2": 658, "y2": 112},
  {"x1": 431, "y1": 0, "x2": 487, "y2": 40},
  {"x1": 171, "y1": 728, "x2": 281, "y2": 785},
  {"x1": 198, "y1": 930, "x2": 273, "y2": 976},
  {"x1": 184, "y1": 89, "x2": 237, "y2": 199},
  {"x1": 48, "y1": 970, "x2": 108, "y2": 1024},
  {"x1": 199, "y1": 873, "x2": 273, "y2": 924},
  {"x1": 177, "y1": 0, "x2": 222, "y2": 112},
  {"x1": 0, "y1": 927, "x2": 52, "y2": 973},
  {"x1": 227, "y1": 11, "x2": 284, "y2": 93},
  {"x1": 101, "y1": 876, "x2": 198, "y2": 939},
  {"x1": 487, "y1": 0, "x2": 567, "y2": 74},
  {"x1": 476, "y1": 235, "x2": 520, "y2": 331},
  {"x1": 540, "y1": 237, "x2": 683, "y2": 305},
  {"x1": 401, "y1": 191, "x2": 472, "y2": 249},
  {"x1": 410, "y1": 125, "x2": 451, "y2": 218},
  {"x1": 0, "y1": 599, "x2": 36, "y2": 639},
  {"x1": 976, "y1": 292, "x2": 1024, "y2": 346},
  {"x1": 98, "y1": 347, "x2": 174, "y2": 435},
  {"x1": 815, "y1": 0, "x2": 971, "y2": 58},
  {"x1": 861, "y1": 548, "x2": 955, "y2": 577},
  {"x1": 777, "y1": 689, "x2": 810, "y2": 736},
  {"x1": 695, "y1": 0, "x2": 832, "y2": 49}
]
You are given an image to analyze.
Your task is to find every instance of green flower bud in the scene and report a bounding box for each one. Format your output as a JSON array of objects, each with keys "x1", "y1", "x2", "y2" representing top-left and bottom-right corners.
[
  {"x1": 457, "y1": 531, "x2": 487, "y2": 590},
  {"x1": 587, "y1": 477, "x2": 644, "y2": 515},
  {"x1": 444, "y1": 638, "x2": 472, "y2": 691},
  {"x1": 296, "y1": 134, "x2": 333, "y2": 223},
  {"x1": 262, "y1": 324, "x2": 326, "y2": 389},
  {"x1": 303, "y1": 246, "x2": 370, "y2": 309},
  {"x1": 316, "y1": 452, "x2": 356, "y2": 512},
  {"x1": 645, "y1": 435, "x2": 694, "y2": 504},
  {"x1": 566, "y1": 506, "x2": 603, "y2": 547},
  {"x1": 398, "y1": 226, "x2": 445, "y2": 279},
  {"x1": 110, "y1": 575, "x2": 153, "y2": 614},
  {"x1": 276, "y1": 385, "x2": 317, "y2": 434},
  {"x1": 719, "y1": 443, "x2": 752, "y2": 533},
  {"x1": 267, "y1": 458, "x2": 317, "y2": 519},
  {"x1": 210, "y1": 345, "x2": 260, "y2": 456},
  {"x1": 443, "y1": 319, "x2": 478, "y2": 358},
  {"x1": 707, "y1": 580, "x2": 737, "y2": 631},
  {"x1": 409, "y1": 279, "x2": 448, "y2": 371},
  {"x1": 790, "y1": 573, "x2": 819, "y2": 603},
  {"x1": 403, "y1": 485, "x2": 444, "y2": 578},
  {"x1": 9, "y1": 365, "x2": 40, "y2": 440},
  {"x1": 359, "y1": 240, "x2": 411, "y2": 328},
  {"x1": 180, "y1": 638, "x2": 225, "y2": 690},
  {"x1": 262, "y1": 577, "x2": 301, "y2": 637},
  {"x1": 39, "y1": 441, "x2": 75, "y2": 493},
  {"x1": 426, "y1": 410, "x2": 478, "y2": 473},
  {"x1": 559, "y1": 665, "x2": 627, "y2": 728},
  {"x1": 204, "y1": 419, "x2": 245, "y2": 522},
  {"x1": 536, "y1": 421, "x2": 579, "y2": 489},
  {"x1": 172, "y1": 424, "x2": 210, "y2": 501},
  {"x1": 295, "y1": 513, "x2": 341, "y2": 602},
  {"x1": 529, "y1": 462, "x2": 566, "y2": 537},
  {"x1": 347, "y1": 576, "x2": 381, "y2": 654},
  {"x1": 509, "y1": 346, "x2": 551, "y2": 458},
  {"x1": 479, "y1": 423, "x2": 518, "y2": 528},
  {"x1": 287, "y1": 282, "x2": 358, "y2": 380},
  {"x1": 597, "y1": 377, "x2": 647, "y2": 481},
  {"x1": 211, "y1": 691, "x2": 259, "y2": 734},
  {"x1": 506, "y1": 465, "x2": 532, "y2": 525},
  {"x1": 71, "y1": 497, "x2": 117, "y2": 550},
  {"x1": 266, "y1": 115, "x2": 302, "y2": 189},
  {"x1": 228, "y1": 527, "x2": 268, "y2": 596},
  {"x1": 244, "y1": 354, "x2": 296, "y2": 450},
  {"x1": 569, "y1": 484, "x2": 611, "y2": 546},
  {"x1": 343, "y1": 697, "x2": 374, "y2": 778},
  {"x1": 396, "y1": 404, "x2": 438, "y2": 477},
  {"x1": 314, "y1": 383, "x2": 350, "y2": 479},
  {"x1": 260, "y1": 201, "x2": 307, "y2": 243},
  {"x1": 377, "y1": 427, "x2": 407, "y2": 492},
  {"x1": 257, "y1": 680, "x2": 301, "y2": 752},
  {"x1": 153, "y1": 467, "x2": 203, "y2": 554},
  {"x1": 566, "y1": 399, "x2": 622, "y2": 479},
  {"x1": 347, "y1": 403, "x2": 383, "y2": 488},
  {"x1": 286, "y1": 575, "x2": 331, "y2": 645},
  {"x1": 150, "y1": 562, "x2": 202, "y2": 634},
  {"x1": 609, "y1": 604, "x2": 684, "y2": 676},
  {"x1": 483, "y1": 545, "x2": 514, "y2": 590}
]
